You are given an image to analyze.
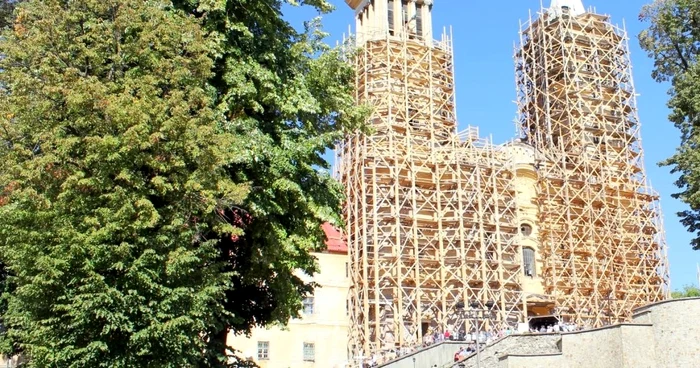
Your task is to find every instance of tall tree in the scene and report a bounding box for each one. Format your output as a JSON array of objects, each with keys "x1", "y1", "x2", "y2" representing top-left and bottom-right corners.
[
  {"x1": 640, "y1": 0, "x2": 700, "y2": 249},
  {"x1": 1, "y1": 0, "x2": 366, "y2": 366},
  {"x1": 0, "y1": 1, "x2": 24, "y2": 360},
  {"x1": 170, "y1": 0, "x2": 368, "y2": 365},
  {"x1": 0, "y1": 0, "x2": 247, "y2": 366}
]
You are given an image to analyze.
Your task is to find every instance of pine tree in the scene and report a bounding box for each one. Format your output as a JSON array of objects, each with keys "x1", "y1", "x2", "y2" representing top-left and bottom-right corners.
[{"x1": 0, "y1": 0, "x2": 246, "y2": 366}]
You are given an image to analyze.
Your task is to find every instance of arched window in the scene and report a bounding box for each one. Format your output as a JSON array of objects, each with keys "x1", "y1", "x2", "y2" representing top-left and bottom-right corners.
[
  {"x1": 520, "y1": 223, "x2": 533, "y2": 237},
  {"x1": 523, "y1": 247, "x2": 536, "y2": 277}
]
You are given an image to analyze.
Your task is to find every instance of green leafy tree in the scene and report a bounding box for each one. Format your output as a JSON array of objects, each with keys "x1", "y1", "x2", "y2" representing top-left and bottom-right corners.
[
  {"x1": 639, "y1": 0, "x2": 700, "y2": 249},
  {"x1": 671, "y1": 285, "x2": 700, "y2": 298},
  {"x1": 0, "y1": 0, "x2": 247, "y2": 366},
  {"x1": 170, "y1": 0, "x2": 368, "y2": 364},
  {"x1": 1, "y1": 0, "x2": 366, "y2": 366},
  {"x1": 0, "y1": 0, "x2": 24, "y2": 358}
]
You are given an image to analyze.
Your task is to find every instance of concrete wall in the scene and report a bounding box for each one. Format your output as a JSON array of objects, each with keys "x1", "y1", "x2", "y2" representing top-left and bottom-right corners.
[
  {"x1": 398, "y1": 298, "x2": 700, "y2": 368},
  {"x1": 455, "y1": 334, "x2": 561, "y2": 368},
  {"x1": 560, "y1": 325, "x2": 622, "y2": 367},
  {"x1": 495, "y1": 324, "x2": 657, "y2": 368},
  {"x1": 227, "y1": 252, "x2": 351, "y2": 368},
  {"x1": 498, "y1": 353, "x2": 562, "y2": 368},
  {"x1": 632, "y1": 297, "x2": 700, "y2": 368},
  {"x1": 558, "y1": 324, "x2": 659, "y2": 368},
  {"x1": 619, "y1": 324, "x2": 656, "y2": 368},
  {"x1": 377, "y1": 342, "x2": 465, "y2": 368}
]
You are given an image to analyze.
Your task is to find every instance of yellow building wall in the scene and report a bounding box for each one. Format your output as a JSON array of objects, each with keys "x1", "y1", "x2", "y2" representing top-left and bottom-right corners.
[
  {"x1": 227, "y1": 252, "x2": 351, "y2": 368},
  {"x1": 507, "y1": 144, "x2": 546, "y2": 298}
]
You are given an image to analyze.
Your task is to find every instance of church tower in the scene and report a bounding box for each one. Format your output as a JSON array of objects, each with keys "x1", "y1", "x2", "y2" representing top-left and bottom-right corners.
[
  {"x1": 515, "y1": 0, "x2": 669, "y2": 325},
  {"x1": 349, "y1": 0, "x2": 433, "y2": 42},
  {"x1": 339, "y1": 0, "x2": 524, "y2": 362}
]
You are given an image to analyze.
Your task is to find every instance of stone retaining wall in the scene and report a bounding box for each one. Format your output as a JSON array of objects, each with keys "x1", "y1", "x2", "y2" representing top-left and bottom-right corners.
[
  {"x1": 381, "y1": 299, "x2": 700, "y2": 368},
  {"x1": 454, "y1": 334, "x2": 561, "y2": 368}
]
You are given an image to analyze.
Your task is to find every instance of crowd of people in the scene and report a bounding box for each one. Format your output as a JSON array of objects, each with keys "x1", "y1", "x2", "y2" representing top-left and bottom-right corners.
[
  {"x1": 422, "y1": 326, "x2": 518, "y2": 347},
  {"x1": 453, "y1": 345, "x2": 476, "y2": 361},
  {"x1": 360, "y1": 327, "x2": 513, "y2": 367},
  {"x1": 359, "y1": 322, "x2": 588, "y2": 367},
  {"x1": 528, "y1": 322, "x2": 584, "y2": 333}
]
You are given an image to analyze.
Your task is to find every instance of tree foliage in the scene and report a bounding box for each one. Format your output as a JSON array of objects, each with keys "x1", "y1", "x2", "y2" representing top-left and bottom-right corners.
[
  {"x1": 169, "y1": 0, "x2": 368, "y2": 364},
  {"x1": 671, "y1": 285, "x2": 700, "y2": 298},
  {"x1": 0, "y1": 0, "x2": 23, "y2": 359},
  {"x1": 0, "y1": 0, "x2": 246, "y2": 366},
  {"x1": 0, "y1": 0, "x2": 366, "y2": 366},
  {"x1": 640, "y1": 0, "x2": 700, "y2": 249}
]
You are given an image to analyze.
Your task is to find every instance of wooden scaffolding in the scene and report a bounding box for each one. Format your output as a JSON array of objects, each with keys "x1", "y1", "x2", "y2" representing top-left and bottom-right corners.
[
  {"x1": 515, "y1": 7, "x2": 670, "y2": 326},
  {"x1": 337, "y1": 0, "x2": 670, "y2": 362},
  {"x1": 337, "y1": 0, "x2": 526, "y2": 360}
]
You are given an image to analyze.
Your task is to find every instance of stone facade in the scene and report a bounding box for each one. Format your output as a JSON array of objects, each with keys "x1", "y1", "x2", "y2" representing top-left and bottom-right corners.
[
  {"x1": 498, "y1": 354, "x2": 562, "y2": 368},
  {"x1": 631, "y1": 298, "x2": 700, "y2": 368}
]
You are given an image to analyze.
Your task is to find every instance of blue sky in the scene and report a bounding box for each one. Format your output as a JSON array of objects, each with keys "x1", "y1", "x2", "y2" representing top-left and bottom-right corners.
[{"x1": 283, "y1": 0, "x2": 700, "y2": 290}]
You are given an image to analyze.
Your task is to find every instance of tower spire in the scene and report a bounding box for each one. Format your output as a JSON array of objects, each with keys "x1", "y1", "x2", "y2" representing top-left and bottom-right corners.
[{"x1": 548, "y1": 0, "x2": 585, "y2": 17}]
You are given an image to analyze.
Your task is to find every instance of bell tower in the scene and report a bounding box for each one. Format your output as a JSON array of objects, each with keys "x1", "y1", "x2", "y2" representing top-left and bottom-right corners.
[
  {"x1": 346, "y1": 0, "x2": 434, "y2": 43},
  {"x1": 515, "y1": 0, "x2": 669, "y2": 326},
  {"x1": 340, "y1": 0, "x2": 524, "y2": 363}
]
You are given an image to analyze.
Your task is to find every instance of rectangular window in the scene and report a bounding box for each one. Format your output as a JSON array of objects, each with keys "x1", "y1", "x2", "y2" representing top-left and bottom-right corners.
[
  {"x1": 257, "y1": 341, "x2": 269, "y2": 360},
  {"x1": 523, "y1": 248, "x2": 536, "y2": 277},
  {"x1": 303, "y1": 297, "x2": 314, "y2": 315},
  {"x1": 388, "y1": 0, "x2": 395, "y2": 33},
  {"x1": 402, "y1": 1, "x2": 408, "y2": 25},
  {"x1": 303, "y1": 342, "x2": 315, "y2": 362},
  {"x1": 345, "y1": 262, "x2": 349, "y2": 278},
  {"x1": 415, "y1": 4, "x2": 423, "y2": 37}
]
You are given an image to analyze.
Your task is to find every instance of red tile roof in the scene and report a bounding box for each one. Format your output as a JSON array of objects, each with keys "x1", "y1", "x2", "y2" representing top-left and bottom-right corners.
[{"x1": 322, "y1": 222, "x2": 347, "y2": 254}]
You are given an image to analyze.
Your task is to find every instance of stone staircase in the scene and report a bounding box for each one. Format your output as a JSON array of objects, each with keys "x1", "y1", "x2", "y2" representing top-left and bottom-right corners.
[
  {"x1": 450, "y1": 334, "x2": 561, "y2": 368},
  {"x1": 379, "y1": 298, "x2": 700, "y2": 368},
  {"x1": 377, "y1": 334, "x2": 562, "y2": 368}
]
